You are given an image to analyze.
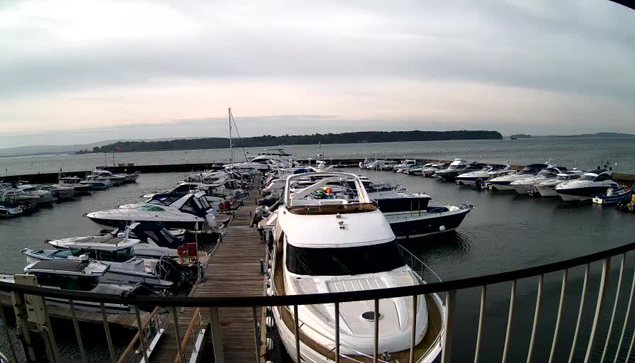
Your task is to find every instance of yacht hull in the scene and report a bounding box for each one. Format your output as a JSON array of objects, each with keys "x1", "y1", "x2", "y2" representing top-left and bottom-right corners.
[
  {"x1": 384, "y1": 207, "x2": 471, "y2": 240},
  {"x1": 557, "y1": 186, "x2": 612, "y2": 202},
  {"x1": 535, "y1": 185, "x2": 559, "y2": 197},
  {"x1": 87, "y1": 216, "x2": 202, "y2": 230}
]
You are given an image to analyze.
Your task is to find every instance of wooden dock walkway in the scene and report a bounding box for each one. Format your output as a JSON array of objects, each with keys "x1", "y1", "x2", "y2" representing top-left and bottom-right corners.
[{"x1": 151, "y1": 183, "x2": 267, "y2": 362}]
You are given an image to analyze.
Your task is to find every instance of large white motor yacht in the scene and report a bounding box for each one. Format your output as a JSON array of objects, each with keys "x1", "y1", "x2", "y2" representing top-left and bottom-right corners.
[
  {"x1": 488, "y1": 163, "x2": 549, "y2": 191},
  {"x1": 555, "y1": 170, "x2": 619, "y2": 201},
  {"x1": 269, "y1": 172, "x2": 445, "y2": 363},
  {"x1": 509, "y1": 166, "x2": 566, "y2": 195},
  {"x1": 534, "y1": 171, "x2": 584, "y2": 197},
  {"x1": 455, "y1": 164, "x2": 515, "y2": 186}
]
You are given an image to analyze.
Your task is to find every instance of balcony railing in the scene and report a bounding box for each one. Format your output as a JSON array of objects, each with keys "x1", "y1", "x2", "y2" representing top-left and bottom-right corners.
[{"x1": 1, "y1": 241, "x2": 635, "y2": 362}]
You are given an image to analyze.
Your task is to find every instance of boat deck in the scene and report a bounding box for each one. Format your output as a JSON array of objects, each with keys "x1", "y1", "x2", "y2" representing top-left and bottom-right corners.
[{"x1": 151, "y1": 183, "x2": 267, "y2": 362}]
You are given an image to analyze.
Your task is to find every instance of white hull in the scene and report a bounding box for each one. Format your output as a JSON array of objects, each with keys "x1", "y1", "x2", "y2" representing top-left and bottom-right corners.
[
  {"x1": 535, "y1": 185, "x2": 559, "y2": 197},
  {"x1": 557, "y1": 193, "x2": 591, "y2": 202}
]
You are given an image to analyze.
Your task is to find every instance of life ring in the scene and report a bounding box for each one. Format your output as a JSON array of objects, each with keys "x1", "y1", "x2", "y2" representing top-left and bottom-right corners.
[{"x1": 177, "y1": 245, "x2": 189, "y2": 258}]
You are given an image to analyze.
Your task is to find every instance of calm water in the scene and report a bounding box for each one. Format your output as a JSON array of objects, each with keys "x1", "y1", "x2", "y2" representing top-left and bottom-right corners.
[
  {"x1": 2, "y1": 137, "x2": 635, "y2": 176},
  {"x1": 1, "y1": 159, "x2": 635, "y2": 360}
]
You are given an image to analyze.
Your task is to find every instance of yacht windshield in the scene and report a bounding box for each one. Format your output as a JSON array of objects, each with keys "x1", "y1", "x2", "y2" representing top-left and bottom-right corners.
[
  {"x1": 286, "y1": 240, "x2": 405, "y2": 276},
  {"x1": 580, "y1": 175, "x2": 596, "y2": 181}
]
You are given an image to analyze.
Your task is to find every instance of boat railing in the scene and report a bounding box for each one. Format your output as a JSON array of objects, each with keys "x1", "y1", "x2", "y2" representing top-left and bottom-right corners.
[{"x1": 2, "y1": 241, "x2": 635, "y2": 362}]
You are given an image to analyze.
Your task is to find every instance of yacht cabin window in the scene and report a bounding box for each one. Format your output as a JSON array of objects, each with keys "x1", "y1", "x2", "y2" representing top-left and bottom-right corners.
[
  {"x1": 34, "y1": 273, "x2": 99, "y2": 291},
  {"x1": 286, "y1": 240, "x2": 405, "y2": 276},
  {"x1": 69, "y1": 247, "x2": 134, "y2": 262}
]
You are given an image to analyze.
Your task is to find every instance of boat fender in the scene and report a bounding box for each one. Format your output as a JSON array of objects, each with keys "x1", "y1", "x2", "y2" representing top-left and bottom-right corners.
[
  {"x1": 266, "y1": 338, "x2": 274, "y2": 351},
  {"x1": 265, "y1": 316, "x2": 274, "y2": 328},
  {"x1": 439, "y1": 225, "x2": 446, "y2": 232},
  {"x1": 267, "y1": 287, "x2": 273, "y2": 296}
]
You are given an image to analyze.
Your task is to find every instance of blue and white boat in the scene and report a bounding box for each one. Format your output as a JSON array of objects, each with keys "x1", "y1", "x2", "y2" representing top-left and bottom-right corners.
[{"x1": 592, "y1": 187, "x2": 633, "y2": 206}]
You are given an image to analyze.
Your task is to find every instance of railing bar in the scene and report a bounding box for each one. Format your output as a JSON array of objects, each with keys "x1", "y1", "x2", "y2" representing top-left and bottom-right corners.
[
  {"x1": 253, "y1": 306, "x2": 260, "y2": 363},
  {"x1": 626, "y1": 322, "x2": 635, "y2": 363},
  {"x1": 335, "y1": 301, "x2": 340, "y2": 363},
  {"x1": 374, "y1": 298, "x2": 379, "y2": 363},
  {"x1": 40, "y1": 299, "x2": 62, "y2": 363},
  {"x1": 569, "y1": 263, "x2": 591, "y2": 363},
  {"x1": 548, "y1": 269, "x2": 568, "y2": 363},
  {"x1": 441, "y1": 290, "x2": 457, "y2": 363},
  {"x1": 208, "y1": 307, "x2": 225, "y2": 363},
  {"x1": 602, "y1": 254, "x2": 626, "y2": 362},
  {"x1": 474, "y1": 285, "x2": 487, "y2": 363},
  {"x1": 100, "y1": 302, "x2": 117, "y2": 363},
  {"x1": 134, "y1": 306, "x2": 149, "y2": 363},
  {"x1": 584, "y1": 258, "x2": 612, "y2": 363},
  {"x1": 171, "y1": 307, "x2": 185, "y2": 363},
  {"x1": 0, "y1": 306, "x2": 18, "y2": 363},
  {"x1": 527, "y1": 274, "x2": 544, "y2": 363},
  {"x1": 409, "y1": 294, "x2": 418, "y2": 363},
  {"x1": 502, "y1": 280, "x2": 517, "y2": 363},
  {"x1": 68, "y1": 299, "x2": 88, "y2": 363},
  {"x1": 614, "y1": 268, "x2": 635, "y2": 363},
  {"x1": 294, "y1": 304, "x2": 301, "y2": 363}
]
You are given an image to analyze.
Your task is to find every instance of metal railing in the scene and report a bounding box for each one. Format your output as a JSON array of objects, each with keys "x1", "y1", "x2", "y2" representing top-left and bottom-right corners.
[{"x1": 1, "y1": 241, "x2": 635, "y2": 362}]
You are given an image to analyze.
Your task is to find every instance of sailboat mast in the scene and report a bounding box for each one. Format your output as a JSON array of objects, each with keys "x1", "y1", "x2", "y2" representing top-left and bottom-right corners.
[{"x1": 228, "y1": 108, "x2": 234, "y2": 165}]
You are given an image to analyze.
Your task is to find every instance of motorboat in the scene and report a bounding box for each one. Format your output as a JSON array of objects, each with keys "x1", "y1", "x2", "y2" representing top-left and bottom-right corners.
[
  {"x1": 456, "y1": 164, "x2": 514, "y2": 186},
  {"x1": 421, "y1": 163, "x2": 448, "y2": 178},
  {"x1": 269, "y1": 172, "x2": 445, "y2": 363},
  {"x1": 85, "y1": 192, "x2": 218, "y2": 229},
  {"x1": 227, "y1": 148, "x2": 293, "y2": 171},
  {"x1": 556, "y1": 170, "x2": 619, "y2": 202},
  {"x1": 0, "y1": 202, "x2": 24, "y2": 218},
  {"x1": 80, "y1": 178, "x2": 112, "y2": 190},
  {"x1": 58, "y1": 176, "x2": 93, "y2": 195},
  {"x1": 46, "y1": 223, "x2": 183, "y2": 259},
  {"x1": 534, "y1": 171, "x2": 584, "y2": 197},
  {"x1": 434, "y1": 159, "x2": 482, "y2": 182},
  {"x1": 16, "y1": 184, "x2": 57, "y2": 205},
  {"x1": 21, "y1": 242, "x2": 186, "y2": 290},
  {"x1": 143, "y1": 182, "x2": 232, "y2": 210},
  {"x1": 0, "y1": 260, "x2": 151, "y2": 313},
  {"x1": 488, "y1": 163, "x2": 549, "y2": 191},
  {"x1": 86, "y1": 169, "x2": 127, "y2": 186},
  {"x1": 368, "y1": 189, "x2": 472, "y2": 239},
  {"x1": 394, "y1": 159, "x2": 418, "y2": 173},
  {"x1": 123, "y1": 171, "x2": 141, "y2": 183},
  {"x1": 0, "y1": 188, "x2": 45, "y2": 208},
  {"x1": 593, "y1": 187, "x2": 633, "y2": 206},
  {"x1": 39, "y1": 184, "x2": 75, "y2": 200},
  {"x1": 510, "y1": 166, "x2": 567, "y2": 195},
  {"x1": 378, "y1": 160, "x2": 399, "y2": 171}
]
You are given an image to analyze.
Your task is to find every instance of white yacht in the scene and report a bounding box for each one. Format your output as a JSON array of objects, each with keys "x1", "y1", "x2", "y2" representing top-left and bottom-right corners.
[
  {"x1": 435, "y1": 159, "x2": 482, "y2": 182},
  {"x1": 58, "y1": 176, "x2": 93, "y2": 195},
  {"x1": 0, "y1": 203, "x2": 24, "y2": 218},
  {"x1": 534, "y1": 171, "x2": 584, "y2": 197},
  {"x1": 455, "y1": 164, "x2": 515, "y2": 186},
  {"x1": 17, "y1": 185, "x2": 57, "y2": 205},
  {"x1": 269, "y1": 172, "x2": 445, "y2": 363},
  {"x1": 85, "y1": 192, "x2": 217, "y2": 229},
  {"x1": 394, "y1": 159, "x2": 418, "y2": 173},
  {"x1": 556, "y1": 170, "x2": 619, "y2": 202},
  {"x1": 86, "y1": 169, "x2": 127, "y2": 186},
  {"x1": 510, "y1": 166, "x2": 567, "y2": 195},
  {"x1": 227, "y1": 148, "x2": 293, "y2": 171},
  {"x1": 420, "y1": 163, "x2": 448, "y2": 177},
  {"x1": 488, "y1": 163, "x2": 549, "y2": 191}
]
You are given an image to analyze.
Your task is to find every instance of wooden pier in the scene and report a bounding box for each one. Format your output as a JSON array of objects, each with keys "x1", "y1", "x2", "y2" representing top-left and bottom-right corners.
[{"x1": 150, "y1": 183, "x2": 267, "y2": 362}]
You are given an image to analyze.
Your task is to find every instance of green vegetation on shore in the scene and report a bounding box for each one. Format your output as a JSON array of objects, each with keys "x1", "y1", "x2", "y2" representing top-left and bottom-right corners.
[{"x1": 88, "y1": 130, "x2": 502, "y2": 153}]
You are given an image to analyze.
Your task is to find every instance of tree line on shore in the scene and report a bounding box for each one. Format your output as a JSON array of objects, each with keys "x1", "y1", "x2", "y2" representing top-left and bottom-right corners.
[{"x1": 88, "y1": 130, "x2": 503, "y2": 153}]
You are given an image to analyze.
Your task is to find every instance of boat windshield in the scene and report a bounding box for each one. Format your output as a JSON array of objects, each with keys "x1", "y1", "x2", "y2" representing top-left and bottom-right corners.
[
  {"x1": 580, "y1": 174, "x2": 596, "y2": 181},
  {"x1": 286, "y1": 240, "x2": 405, "y2": 276}
]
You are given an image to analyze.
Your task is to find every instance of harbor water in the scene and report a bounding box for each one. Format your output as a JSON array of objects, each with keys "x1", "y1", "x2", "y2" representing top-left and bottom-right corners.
[{"x1": 1, "y1": 140, "x2": 635, "y2": 361}]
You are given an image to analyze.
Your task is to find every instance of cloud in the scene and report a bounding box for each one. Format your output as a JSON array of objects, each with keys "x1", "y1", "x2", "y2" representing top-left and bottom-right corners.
[{"x1": 0, "y1": 0, "x2": 634, "y2": 146}]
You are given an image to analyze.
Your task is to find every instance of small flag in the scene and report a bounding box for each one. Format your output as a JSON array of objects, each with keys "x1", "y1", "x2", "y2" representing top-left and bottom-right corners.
[{"x1": 114, "y1": 147, "x2": 121, "y2": 151}]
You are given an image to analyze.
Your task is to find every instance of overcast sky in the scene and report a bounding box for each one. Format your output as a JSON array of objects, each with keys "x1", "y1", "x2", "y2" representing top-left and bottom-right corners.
[{"x1": 0, "y1": 0, "x2": 633, "y2": 148}]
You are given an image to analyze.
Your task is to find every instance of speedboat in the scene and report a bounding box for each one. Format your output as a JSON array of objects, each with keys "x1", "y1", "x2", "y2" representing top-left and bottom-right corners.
[
  {"x1": 435, "y1": 159, "x2": 482, "y2": 182},
  {"x1": 378, "y1": 160, "x2": 399, "y2": 171},
  {"x1": 269, "y1": 172, "x2": 445, "y2": 363},
  {"x1": 456, "y1": 164, "x2": 514, "y2": 186},
  {"x1": 16, "y1": 185, "x2": 57, "y2": 205},
  {"x1": 80, "y1": 178, "x2": 112, "y2": 190},
  {"x1": 421, "y1": 163, "x2": 448, "y2": 177},
  {"x1": 534, "y1": 171, "x2": 584, "y2": 197},
  {"x1": 0, "y1": 260, "x2": 151, "y2": 313},
  {"x1": 488, "y1": 163, "x2": 549, "y2": 191},
  {"x1": 46, "y1": 223, "x2": 183, "y2": 258},
  {"x1": 85, "y1": 192, "x2": 217, "y2": 229},
  {"x1": 86, "y1": 169, "x2": 127, "y2": 186},
  {"x1": 0, "y1": 202, "x2": 24, "y2": 218},
  {"x1": 58, "y1": 176, "x2": 93, "y2": 195},
  {"x1": 510, "y1": 166, "x2": 567, "y2": 195},
  {"x1": 227, "y1": 148, "x2": 293, "y2": 171},
  {"x1": 39, "y1": 184, "x2": 75, "y2": 201},
  {"x1": 592, "y1": 187, "x2": 633, "y2": 206},
  {"x1": 394, "y1": 159, "x2": 418, "y2": 173},
  {"x1": 123, "y1": 171, "x2": 141, "y2": 183},
  {"x1": 556, "y1": 170, "x2": 619, "y2": 202}
]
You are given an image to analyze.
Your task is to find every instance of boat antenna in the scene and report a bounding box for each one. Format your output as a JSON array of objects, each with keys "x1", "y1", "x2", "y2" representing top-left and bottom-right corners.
[
  {"x1": 229, "y1": 110, "x2": 249, "y2": 162},
  {"x1": 228, "y1": 108, "x2": 233, "y2": 165}
]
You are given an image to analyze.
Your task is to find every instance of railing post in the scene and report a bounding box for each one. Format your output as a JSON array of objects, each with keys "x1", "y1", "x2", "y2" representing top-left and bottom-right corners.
[
  {"x1": 209, "y1": 307, "x2": 225, "y2": 363},
  {"x1": 171, "y1": 307, "x2": 185, "y2": 363},
  {"x1": 374, "y1": 298, "x2": 379, "y2": 363},
  {"x1": 601, "y1": 254, "x2": 625, "y2": 362},
  {"x1": 253, "y1": 307, "x2": 260, "y2": 363},
  {"x1": 441, "y1": 290, "x2": 457, "y2": 363},
  {"x1": 335, "y1": 302, "x2": 340, "y2": 363},
  {"x1": 584, "y1": 258, "x2": 611, "y2": 363},
  {"x1": 100, "y1": 303, "x2": 117, "y2": 363},
  {"x1": 134, "y1": 306, "x2": 149, "y2": 363},
  {"x1": 548, "y1": 269, "x2": 568, "y2": 363},
  {"x1": 613, "y1": 268, "x2": 635, "y2": 363},
  {"x1": 0, "y1": 306, "x2": 18, "y2": 363},
  {"x1": 294, "y1": 304, "x2": 301, "y2": 362},
  {"x1": 569, "y1": 263, "x2": 590, "y2": 363},
  {"x1": 526, "y1": 274, "x2": 544, "y2": 363},
  {"x1": 502, "y1": 280, "x2": 517, "y2": 363},
  {"x1": 473, "y1": 285, "x2": 487, "y2": 363},
  {"x1": 68, "y1": 299, "x2": 88, "y2": 363},
  {"x1": 409, "y1": 294, "x2": 418, "y2": 363}
]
